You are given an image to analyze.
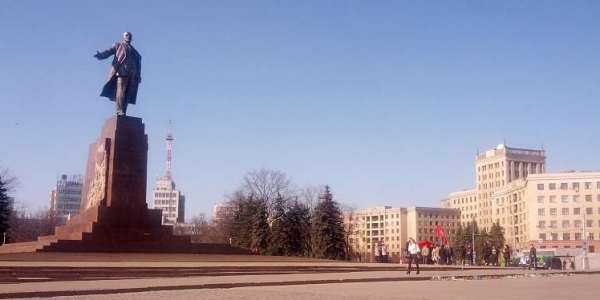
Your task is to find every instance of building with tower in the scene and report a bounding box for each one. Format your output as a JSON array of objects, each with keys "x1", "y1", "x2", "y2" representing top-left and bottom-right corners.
[
  {"x1": 49, "y1": 174, "x2": 83, "y2": 225},
  {"x1": 442, "y1": 144, "x2": 599, "y2": 258},
  {"x1": 150, "y1": 121, "x2": 186, "y2": 225}
]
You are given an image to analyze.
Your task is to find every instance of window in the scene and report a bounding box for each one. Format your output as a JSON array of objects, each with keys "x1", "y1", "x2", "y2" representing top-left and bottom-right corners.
[
  {"x1": 549, "y1": 183, "x2": 556, "y2": 190},
  {"x1": 574, "y1": 208, "x2": 581, "y2": 215},
  {"x1": 585, "y1": 182, "x2": 592, "y2": 189},
  {"x1": 563, "y1": 233, "x2": 571, "y2": 241},
  {"x1": 537, "y1": 183, "x2": 544, "y2": 190},
  {"x1": 574, "y1": 195, "x2": 581, "y2": 202},
  {"x1": 562, "y1": 220, "x2": 570, "y2": 228},
  {"x1": 562, "y1": 208, "x2": 569, "y2": 215},
  {"x1": 589, "y1": 233, "x2": 595, "y2": 240},
  {"x1": 586, "y1": 195, "x2": 592, "y2": 202},
  {"x1": 575, "y1": 233, "x2": 582, "y2": 240},
  {"x1": 586, "y1": 207, "x2": 593, "y2": 215},
  {"x1": 539, "y1": 233, "x2": 547, "y2": 241},
  {"x1": 550, "y1": 208, "x2": 557, "y2": 215},
  {"x1": 573, "y1": 182, "x2": 580, "y2": 190},
  {"x1": 550, "y1": 220, "x2": 558, "y2": 228},
  {"x1": 551, "y1": 233, "x2": 558, "y2": 241},
  {"x1": 549, "y1": 196, "x2": 557, "y2": 203},
  {"x1": 537, "y1": 196, "x2": 544, "y2": 203},
  {"x1": 538, "y1": 208, "x2": 545, "y2": 216},
  {"x1": 575, "y1": 220, "x2": 582, "y2": 228},
  {"x1": 538, "y1": 221, "x2": 546, "y2": 228},
  {"x1": 560, "y1": 183, "x2": 568, "y2": 190},
  {"x1": 562, "y1": 195, "x2": 569, "y2": 203},
  {"x1": 586, "y1": 220, "x2": 593, "y2": 228}
]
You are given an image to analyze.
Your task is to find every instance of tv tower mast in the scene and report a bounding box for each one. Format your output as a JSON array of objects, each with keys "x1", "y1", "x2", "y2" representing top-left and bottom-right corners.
[{"x1": 165, "y1": 119, "x2": 174, "y2": 180}]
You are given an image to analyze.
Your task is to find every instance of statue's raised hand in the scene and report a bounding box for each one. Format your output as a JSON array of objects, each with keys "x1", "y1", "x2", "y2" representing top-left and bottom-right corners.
[{"x1": 93, "y1": 51, "x2": 102, "y2": 60}]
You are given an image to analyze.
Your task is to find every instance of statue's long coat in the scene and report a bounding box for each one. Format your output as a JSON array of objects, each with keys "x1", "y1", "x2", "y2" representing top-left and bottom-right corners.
[{"x1": 96, "y1": 42, "x2": 142, "y2": 104}]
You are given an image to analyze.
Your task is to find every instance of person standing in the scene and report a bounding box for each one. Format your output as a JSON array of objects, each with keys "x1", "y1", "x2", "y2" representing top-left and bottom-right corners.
[
  {"x1": 421, "y1": 244, "x2": 430, "y2": 264},
  {"x1": 94, "y1": 32, "x2": 142, "y2": 116},
  {"x1": 406, "y1": 238, "x2": 420, "y2": 274},
  {"x1": 381, "y1": 243, "x2": 389, "y2": 263},
  {"x1": 445, "y1": 245, "x2": 453, "y2": 265},
  {"x1": 502, "y1": 244, "x2": 511, "y2": 267},
  {"x1": 466, "y1": 244, "x2": 473, "y2": 265},
  {"x1": 528, "y1": 244, "x2": 537, "y2": 270}
]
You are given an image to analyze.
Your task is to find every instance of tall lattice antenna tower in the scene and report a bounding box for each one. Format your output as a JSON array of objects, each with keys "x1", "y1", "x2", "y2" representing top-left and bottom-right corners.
[{"x1": 165, "y1": 119, "x2": 174, "y2": 179}]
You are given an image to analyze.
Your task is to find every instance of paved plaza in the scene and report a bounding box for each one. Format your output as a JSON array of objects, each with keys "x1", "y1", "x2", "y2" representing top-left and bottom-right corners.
[{"x1": 0, "y1": 253, "x2": 597, "y2": 299}]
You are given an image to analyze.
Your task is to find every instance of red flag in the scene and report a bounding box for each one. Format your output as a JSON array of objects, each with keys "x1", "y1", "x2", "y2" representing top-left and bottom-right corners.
[{"x1": 436, "y1": 224, "x2": 448, "y2": 245}]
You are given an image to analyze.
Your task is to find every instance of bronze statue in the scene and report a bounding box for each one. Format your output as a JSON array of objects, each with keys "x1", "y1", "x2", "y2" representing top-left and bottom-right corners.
[{"x1": 94, "y1": 32, "x2": 142, "y2": 115}]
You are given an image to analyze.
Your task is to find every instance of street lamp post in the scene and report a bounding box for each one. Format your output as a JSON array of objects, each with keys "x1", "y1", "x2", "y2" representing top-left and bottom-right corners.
[
  {"x1": 472, "y1": 218, "x2": 476, "y2": 266},
  {"x1": 575, "y1": 187, "x2": 589, "y2": 270}
]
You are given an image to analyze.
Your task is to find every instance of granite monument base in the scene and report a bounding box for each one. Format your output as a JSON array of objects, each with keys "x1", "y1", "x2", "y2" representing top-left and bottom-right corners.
[{"x1": 13, "y1": 116, "x2": 248, "y2": 254}]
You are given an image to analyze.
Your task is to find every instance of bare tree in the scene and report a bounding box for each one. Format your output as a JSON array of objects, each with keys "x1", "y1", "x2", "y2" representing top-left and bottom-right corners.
[
  {"x1": 298, "y1": 185, "x2": 324, "y2": 214},
  {"x1": 238, "y1": 168, "x2": 296, "y2": 216},
  {"x1": 7, "y1": 205, "x2": 56, "y2": 243},
  {"x1": 341, "y1": 204, "x2": 361, "y2": 261},
  {"x1": 0, "y1": 167, "x2": 19, "y2": 192}
]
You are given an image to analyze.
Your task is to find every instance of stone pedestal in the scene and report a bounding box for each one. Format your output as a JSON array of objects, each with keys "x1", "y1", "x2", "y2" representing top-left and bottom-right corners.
[{"x1": 25, "y1": 116, "x2": 249, "y2": 254}]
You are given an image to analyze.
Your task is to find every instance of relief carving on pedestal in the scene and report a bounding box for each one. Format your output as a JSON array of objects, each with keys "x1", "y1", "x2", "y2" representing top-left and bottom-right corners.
[{"x1": 84, "y1": 142, "x2": 108, "y2": 210}]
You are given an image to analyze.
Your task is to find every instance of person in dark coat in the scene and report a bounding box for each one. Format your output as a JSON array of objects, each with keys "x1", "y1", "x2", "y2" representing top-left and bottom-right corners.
[
  {"x1": 528, "y1": 244, "x2": 537, "y2": 270},
  {"x1": 503, "y1": 244, "x2": 511, "y2": 267},
  {"x1": 94, "y1": 32, "x2": 142, "y2": 115}
]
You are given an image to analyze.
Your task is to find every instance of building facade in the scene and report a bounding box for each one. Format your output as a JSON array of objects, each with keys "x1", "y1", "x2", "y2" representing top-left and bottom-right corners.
[
  {"x1": 475, "y1": 144, "x2": 546, "y2": 230},
  {"x1": 49, "y1": 174, "x2": 83, "y2": 225},
  {"x1": 346, "y1": 206, "x2": 460, "y2": 262},
  {"x1": 150, "y1": 121, "x2": 185, "y2": 224},
  {"x1": 494, "y1": 172, "x2": 600, "y2": 253},
  {"x1": 443, "y1": 144, "x2": 599, "y2": 255}
]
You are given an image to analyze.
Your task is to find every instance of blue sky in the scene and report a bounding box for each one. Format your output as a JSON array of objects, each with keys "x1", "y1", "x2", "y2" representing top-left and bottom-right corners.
[{"x1": 1, "y1": 1, "x2": 598, "y2": 219}]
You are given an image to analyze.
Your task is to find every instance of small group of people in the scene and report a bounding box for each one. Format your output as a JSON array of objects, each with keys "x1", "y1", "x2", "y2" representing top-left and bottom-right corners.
[
  {"x1": 420, "y1": 244, "x2": 454, "y2": 265},
  {"x1": 373, "y1": 242, "x2": 389, "y2": 263},
  {"x1": 518, "y1": 244, "x2": 539, "y2": 270},
  {"x1": 462, "y1": 243, "x2": 513, "y2": 267}
]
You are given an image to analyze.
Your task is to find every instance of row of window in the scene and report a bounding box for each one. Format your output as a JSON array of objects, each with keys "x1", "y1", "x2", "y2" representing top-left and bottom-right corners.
[
  {"x1": 154, "y1": 200, "x2": 177, "y2": 205},
  {"x1": 537, "y1": 195, "x2": 599, "y2": 203},
  {"x1": 56, "y1": 204, "x2": 79, "y2": 210},
  {"x1": 363, "y1": 214, "x2": 458, "y2": 222},
  {"x1": 157, "y1": 207, "x2": 177, "y2": 212},
  {"x1": 538, "y1": 207, "x2": 598, "y2": 216},
  {"x1": 537, "y1": 182, "x2": 600, "y2": 191},
  {"x1": 538, "y1": 219, "x2": 598, "y2": 228},
  {"x1": 154, "y1": 192, "x2": 178, "y2": 198},
  {"x1": 539, "y1": 233, "x2": 595, "y2": 241}
]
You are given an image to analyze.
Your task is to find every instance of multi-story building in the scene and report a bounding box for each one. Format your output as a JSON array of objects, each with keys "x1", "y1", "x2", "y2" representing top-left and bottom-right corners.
[
  {"x1": 443, "y1": 189, "x2": 477, "y2": 226},
  {"x1": 494, "y1": 172, "x2": 600, "y2": 253},
  {"x1": 49, "y1": 174, "x2": 83, "y2": 225},
  {"x1": 443, "y1": 144, "x2": 599, "y2": 256},
  {"x1": 151, "y1": 178, "x2": 185, "y2": 224},
  {"x1": 475, "y1": 144, "x2": 546, "y2": 230},
  {"x1": 346, "y1": 206, "x2": 460, "y2": 262},
  {"x1": 150, "y1": 121, "x2": 185, "y2": 224}
]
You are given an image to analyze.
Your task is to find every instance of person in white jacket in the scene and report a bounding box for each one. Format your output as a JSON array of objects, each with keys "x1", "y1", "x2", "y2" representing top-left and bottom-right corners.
[{"x1": 406, "y1": 238, "x2": 421, "y2": 274}]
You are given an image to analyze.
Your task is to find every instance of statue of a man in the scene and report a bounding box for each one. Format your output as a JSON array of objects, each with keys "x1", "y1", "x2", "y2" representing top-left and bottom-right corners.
[{"x1": 94, "y1": 32, "x2": 142, "y2": 115}]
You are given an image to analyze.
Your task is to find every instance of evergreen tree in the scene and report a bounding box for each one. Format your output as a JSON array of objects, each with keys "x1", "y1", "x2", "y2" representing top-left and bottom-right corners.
[
  {"x1": 489, "y1": 220, "x2": 506, "y2": 250},
  {"x1": 268, "y1": 193, "x2": 287, "y2": 255},
  {"x1": 453, "y1": 224, "x2": 465, "y2": 262},
  {"x1": 228, "y1": 195, "x2": 254, "y2": 249},
  {"x1": 0, "y1": 175, "x2": 12, "y2": 244},
  {"x1": 311, "y1": 185, "x2": 347, "y2": 260},
  {"x1": 251, "y1": 196, "x2": 270, "y2": 254},
  {"x1": 285, "y1": 199, "x2": 311, "y2": 256}
]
